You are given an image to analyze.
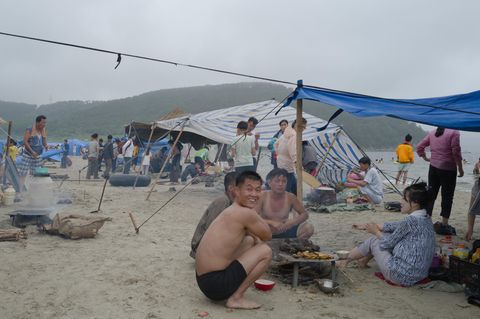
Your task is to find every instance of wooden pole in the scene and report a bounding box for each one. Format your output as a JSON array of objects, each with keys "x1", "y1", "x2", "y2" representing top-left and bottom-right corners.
[
  {"x1": 214, "y1": 143, "x2": 225, "y2": 164},
  {"x1": 315, "y1": 130, "x2": 340, "y2": 179},
  {"x1": 3, "y1": 121, "x2": 12, "y2": 186},
  {"x1": 184, "y1": 144, "x2": 193, "y2": 163},
  {"x1": 295, "y1": 80, "x2": 303, "y2": 201},
  {"x1": 254, "y1": 147, "x2": 262, "y2": 171},
  {"x1": 127, "y1": 122, "x2": 133, "y2": 137},
  {"x1": 145, "y1": 124, "x2": 186, "y2": 200},
  {"x1": 128, "y1": 212, "x2": 139, "y2": 234}
]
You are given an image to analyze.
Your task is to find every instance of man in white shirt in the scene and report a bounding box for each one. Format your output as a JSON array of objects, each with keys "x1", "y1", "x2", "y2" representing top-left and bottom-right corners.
[
  {"x1": 230, "y1": 121, "x2": 255, "y2": 174},
  {"x1": 247, "y1": 117, "x2": 260, "y2": 170},
  {"x1": 122, "y1": 136, "x2": 134, "y2": 174}
]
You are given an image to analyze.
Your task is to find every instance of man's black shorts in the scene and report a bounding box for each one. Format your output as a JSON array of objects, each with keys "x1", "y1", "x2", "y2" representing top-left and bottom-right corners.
[{"x1": 196, "y1": 260, "x2": 247, "y2": 301}]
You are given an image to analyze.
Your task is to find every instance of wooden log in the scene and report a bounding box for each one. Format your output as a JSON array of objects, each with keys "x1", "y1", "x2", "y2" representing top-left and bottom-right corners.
[{"x1": 0, "y1": 229, "x2": 27, "y2": 241}]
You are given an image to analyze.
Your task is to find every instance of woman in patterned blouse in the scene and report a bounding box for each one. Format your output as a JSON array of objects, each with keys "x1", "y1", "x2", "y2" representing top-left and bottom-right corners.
[{"x1": 339, "y1": 183, "x2": 436, "y2": 287}]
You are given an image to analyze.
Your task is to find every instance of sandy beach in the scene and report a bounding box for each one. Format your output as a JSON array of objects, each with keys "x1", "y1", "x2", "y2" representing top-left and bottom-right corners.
[{"x1": 0, "y1": 157, "x2": 478, "y2": 319}]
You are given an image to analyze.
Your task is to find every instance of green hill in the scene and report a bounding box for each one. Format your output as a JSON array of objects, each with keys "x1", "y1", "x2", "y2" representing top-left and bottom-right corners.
[{"x1": 0, "y1": 82, "x2": 425, "y2": 149}]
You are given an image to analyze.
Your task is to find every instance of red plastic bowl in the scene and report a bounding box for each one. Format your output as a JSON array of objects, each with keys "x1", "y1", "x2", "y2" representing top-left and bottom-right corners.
[{"x1": 254, "y1": 279, "x2": 275, "y2": 291}]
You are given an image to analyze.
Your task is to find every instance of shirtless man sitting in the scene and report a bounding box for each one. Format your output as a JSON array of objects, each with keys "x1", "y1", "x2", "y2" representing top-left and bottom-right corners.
[
  {"x1": 256, "y1": 168, "x2": 314, "y2": 239},
  {"x1": 195, "y1": 171, "x2": 272, "y2": 309}
]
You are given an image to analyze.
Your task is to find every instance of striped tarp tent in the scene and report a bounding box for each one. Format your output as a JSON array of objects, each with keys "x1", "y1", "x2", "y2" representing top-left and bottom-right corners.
[{"x1": 153, "y1": 100, "x2": 363, "y2": 186}]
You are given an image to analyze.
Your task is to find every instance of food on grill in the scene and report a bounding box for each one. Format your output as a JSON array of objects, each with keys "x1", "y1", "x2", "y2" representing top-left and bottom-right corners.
[
  {"x1": 292, "y1": 251, "x2": 333, "y2": 260},
  {"x1": 279, "y1": 239, "x2": 320, "y2": 254}
]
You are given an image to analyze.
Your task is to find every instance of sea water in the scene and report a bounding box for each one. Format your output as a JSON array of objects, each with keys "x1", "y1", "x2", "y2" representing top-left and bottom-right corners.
[{"x1": 368, "y1": 151, "x2": 477, "y2": 192}]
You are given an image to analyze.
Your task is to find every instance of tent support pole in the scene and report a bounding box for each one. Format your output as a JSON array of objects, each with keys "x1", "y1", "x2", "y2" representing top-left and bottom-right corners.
[
  {"x1": 214, "y1": 143, "x2": 225, "y2": 164},
  {"x1": 295, "y1": 80, "x2": 304, "y2": 201},
  {"x1": 184, "y1": 144, "x2": 192, "y2": 163},
  {"x1": 145, "y1": 124, "x2": 186, "y2": 200},
  {"x1": 3, "y1": 121, "x2": 12, "y2": 186},
  {"x1": 132, "y1": 123, "x2": 156, "y2": 189},
  {"x1": 127, "y1": 121, "x2": 132, "y2": 137},
  {"x1": 254, "y1": 147, "x2": 262, "y2": 171},
  {"x1": 315, "y1": 129, "x2": 340, "y2": 179}
]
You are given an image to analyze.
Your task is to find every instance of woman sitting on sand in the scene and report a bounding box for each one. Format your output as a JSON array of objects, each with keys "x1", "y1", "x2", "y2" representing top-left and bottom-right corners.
[{"x1": 339, "y1": 182, "x2": 436, "y2": 287}]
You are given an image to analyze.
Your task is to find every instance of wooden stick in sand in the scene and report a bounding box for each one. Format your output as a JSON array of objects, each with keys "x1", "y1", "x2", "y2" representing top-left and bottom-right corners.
[{"x1": 128, "y1": 212, "x2": 139, "y2": 234}]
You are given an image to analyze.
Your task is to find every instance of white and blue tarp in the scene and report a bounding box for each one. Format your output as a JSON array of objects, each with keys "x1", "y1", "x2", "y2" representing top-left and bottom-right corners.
[
  {"x1": 284, "y1": 87, "x2": 480, "y2": 132},
  {"x1": 153, "y1": 100, "x2": 364, "y2": 186},
  {"x1": 65, "y1": 139, "x2": 89, "y2": 156}
]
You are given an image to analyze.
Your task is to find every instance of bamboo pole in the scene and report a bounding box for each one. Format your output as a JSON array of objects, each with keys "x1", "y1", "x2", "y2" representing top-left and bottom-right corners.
[
  {"x1": 145, "y1": 124, "x2": 186, "y2": 200},
  {"x1": 214, "y1": 143, "x2": 225, "y2": 164},
  {"x1": 295, "y1": 80, "x2": 304, "y2": 201},
  {"x1": 3, "y1": 121, "x2": 12, "y2": 186},
  {"x1": 315, "y1": 130, "x2": 340, "y2": 179},
  {"x1": 184, "y1": 144, "x2": 193, "y2": 163}
]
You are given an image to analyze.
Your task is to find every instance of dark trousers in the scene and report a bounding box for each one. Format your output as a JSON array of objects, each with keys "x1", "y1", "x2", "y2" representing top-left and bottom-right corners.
[
  {"x1": 235, "y1": 166, "x2": 255, "y2": 175},
  {"x1": 427, "y1": 165, "x2": 457, "y2": 219},
  {"x1": 194, "y1": 156, "x2": 205, "y2": 171},
  {"x1": 112, "y1": 157, "x2": 117, "y2": 173},
  {"x1": 170, "y1": 156, "x2": 181, "y2": 182},
  {"x1": 87, "y1": 158, "x2": 98, "y2": 179},
  {"x1": 181, "y1": 164, "x2": 198, "y2": 182},
  {"x1": 286, "y1": 172, "x2": 297, "y2": 196},
  {"x1": 104, "y1": 158, "x2": 112, "y2": 178},
  {"x1": 61, "y1": 155, "x2": 68, "y2": 168}
]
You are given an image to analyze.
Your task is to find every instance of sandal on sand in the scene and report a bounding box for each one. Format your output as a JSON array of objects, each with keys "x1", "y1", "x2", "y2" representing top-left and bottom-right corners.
[{"x1": 434, "y1": 222, "x2": 456, "y2": 236}]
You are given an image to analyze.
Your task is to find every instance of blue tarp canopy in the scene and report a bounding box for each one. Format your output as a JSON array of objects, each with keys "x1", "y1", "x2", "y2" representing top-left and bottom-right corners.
[{"x1": 284, "y1": 87, "x2": 480, "y2": 132}]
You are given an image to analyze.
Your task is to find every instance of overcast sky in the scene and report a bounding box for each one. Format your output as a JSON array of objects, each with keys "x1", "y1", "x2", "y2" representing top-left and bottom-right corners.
[
  {"x1": 1, "y1": 0, "x2": 480, "y2": 106},
  {"x1": 1, "y1": 0, "x2": 480, "y2": 147}
]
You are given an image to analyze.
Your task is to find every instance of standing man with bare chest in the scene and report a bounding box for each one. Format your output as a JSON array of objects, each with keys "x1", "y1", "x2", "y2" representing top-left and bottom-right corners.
[{"x1": 18, "y1": 115, "x2": 48, "y2": 188}]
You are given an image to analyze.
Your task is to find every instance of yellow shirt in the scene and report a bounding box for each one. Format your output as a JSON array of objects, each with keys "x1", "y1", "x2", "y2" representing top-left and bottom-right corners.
[
  {"x1": 4, "y1": 146, "x2": 18, "y2": 161},
  {"x1": 396, "y1": 143, "x2": 414, "y2": 163}
]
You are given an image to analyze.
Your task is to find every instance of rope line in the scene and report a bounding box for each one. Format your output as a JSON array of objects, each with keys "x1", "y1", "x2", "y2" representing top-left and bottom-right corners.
[
  {"x1": 1, "y1": 31, "x2": 479, "y2": 116},
  {"x1": 137, "y1": 176, "x2": 196, "y2": 230}
]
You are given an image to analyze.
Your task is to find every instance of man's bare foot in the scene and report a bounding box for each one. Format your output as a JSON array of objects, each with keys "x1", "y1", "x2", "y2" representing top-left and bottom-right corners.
[{"x1": 226, "y1": 296, "x2": 261, "y2": 310}]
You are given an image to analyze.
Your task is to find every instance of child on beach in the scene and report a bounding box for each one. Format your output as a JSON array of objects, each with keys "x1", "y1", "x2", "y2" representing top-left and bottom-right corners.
[
  {"x1": 395, "y1": 134, "x2": 414, "y2": 185},
  {"x1": 141, "y1": 147, "x2": 151, "y2": 175}
]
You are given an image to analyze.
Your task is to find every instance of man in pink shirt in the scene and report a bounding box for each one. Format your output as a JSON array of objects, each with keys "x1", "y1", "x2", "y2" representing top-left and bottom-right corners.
[
  {"x1": 274, "y1": 118, "x2": 307, "y2": 195},
  {"x1": 417, "y1": 128, "x2": 464, "y2": 231}
]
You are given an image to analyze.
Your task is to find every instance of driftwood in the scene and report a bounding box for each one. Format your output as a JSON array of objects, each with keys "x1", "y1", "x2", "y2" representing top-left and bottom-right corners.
[{"x1": 0, "y1": 229, "x2": 27, "y2": 241}]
